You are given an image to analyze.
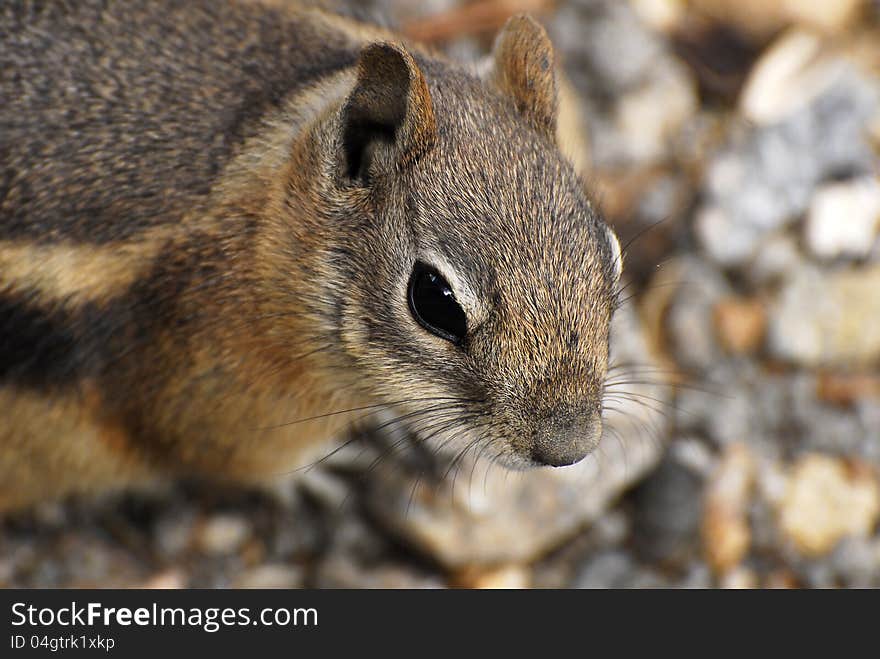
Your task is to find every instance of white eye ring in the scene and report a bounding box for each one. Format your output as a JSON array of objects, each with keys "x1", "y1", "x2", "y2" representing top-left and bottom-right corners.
[{"x1": 605, "y1": 225, "x2": 623, "y2": 281}]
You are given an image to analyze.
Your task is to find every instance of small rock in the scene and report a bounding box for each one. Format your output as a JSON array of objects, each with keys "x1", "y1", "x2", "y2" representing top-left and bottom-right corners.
[
  {"x1": 788, "y1": 373, "x2": 872, "y2": 457},
  {"x1": 805, "y1": 177, "x2": 880, "y2": 260},
  {"x1": 670, "y1": 438, "x2": 716, "y2": 476},
  {"x1": 234, "y1": 564, "x2": 304, "y2": 589},
  {"x1": 705, "y1": 382, "x2": 755, "y2": 449},
  {"x1": 740, "y1": 29, "x2": 845, "y2": 126},
  {"x1": 696, "y1": 205, "x2": 763, "y2": 267},
  {"x1": 748, "y1": 232, "x2": 803, "y2": 286},
  {"x1": 764, "y1": 569, "x2": 799, "y2": 589},
  {"x1": 856, "y1": 400, "x2": 880, "y2": 463},
  {"x1": 632, "y1": 448, "x2": 705, "y2": 568},
  {"x1": 719, "y1": 565, "x2": 758, "y2": 589},
  {"x1": 615, "y1": 64, "x2": 698, "y2": 163},
  {"x1": 32, "y1": 502, "x2": 67, "y2": 528},
  {"x1": 573, "y1": 551, "x2": 636, "y2": 589},
  {"x1": 685, "y1": 0, "x2": 789, "y2": 39},
  {"x1": 532, "y1": 509, "x2": 630, "y2": 588},
  {"x1": 778, "y1": 453, "x2": 880, "y2": 557},
  {"x1": 783, "y1": 0, "x2": 867, "y2": 33},
  {"x1": 139, "y1": 569, "x2": 186, "y2": 589},
  {"x1": 454, "y1": 564, "x2": 531, "y2": 589},
  {"x1": 754, "y1": 453, "x2": 790, "y2": 507},
  {"x1": 817, "y1": 372, "x2": 880, "y2": 406},
  {"x1": 325, "y1": 515, "x2": 388, "y2": 563},
  {"x1": 713, "y1": 297, "x2": 767, "y2": 354},
  {"x1": 829, "y1": 536, "x2": 880, "y2": 588},
  {"x1": 297, "y1": 469, "x2": 351, "y2": 511},
  {"x1": 196, "y1": 515, "x2": 251, "y2": 556},
  {"x1": 574, "y1": 550, "x2": 670, "y2": 588},
  {"x1": 665, "y1": 257, "x2": 731, "y2": 369},
  {"x1": 769, "y1": 263, "x2": 880, "y2": 367},
  {"x1": 628, "y1": 0, "x2": 683, "y2": 32},
  {"x1": 687, "y1": 0, "x2": 867, "y2": 39},
  {"x1": 800, "y1": 561, "x2": 838, "y2": 588},
  {"x1": 314, "y1": 556, "x2": 444, "y2": 589},
  {"x1": 678, "y1": 562, "x2": 713, "y2": 589},
  {"x1": 153, "y1": 511, "x2": 196, "y2": 559},
  {"x1": 702, "y1": 443, "x2": 755, "y2": 574},
  {"x1": 0, "y1": 556, "x2": 14, "y2": 587}
]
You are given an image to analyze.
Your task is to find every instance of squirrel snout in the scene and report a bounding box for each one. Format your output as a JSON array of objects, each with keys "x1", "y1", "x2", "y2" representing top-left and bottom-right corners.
[{"x1": 530, "y1": 414, "x2": 602, "y2": 467}]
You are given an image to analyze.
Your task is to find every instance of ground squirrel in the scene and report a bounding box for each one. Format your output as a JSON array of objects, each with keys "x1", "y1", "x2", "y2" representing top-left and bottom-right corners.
[{"x1": 0, "y1": 0, "x2": 623, "y2": 510}]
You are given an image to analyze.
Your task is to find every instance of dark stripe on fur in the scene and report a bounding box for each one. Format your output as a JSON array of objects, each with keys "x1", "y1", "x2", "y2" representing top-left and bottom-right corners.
[{"x1": 0, "y1": 290, "x2": 105, "y2": 387}]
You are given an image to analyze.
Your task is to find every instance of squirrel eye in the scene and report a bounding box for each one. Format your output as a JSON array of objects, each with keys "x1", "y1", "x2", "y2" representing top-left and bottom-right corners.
[{"x1": 407, "y1": 262, "x2": 467, "y2": 346}]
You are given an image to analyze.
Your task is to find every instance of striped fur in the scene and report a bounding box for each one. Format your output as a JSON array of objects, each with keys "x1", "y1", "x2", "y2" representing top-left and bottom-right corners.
[{"x1": 1, "y1": 1, "x2": 619, "y2": 509}]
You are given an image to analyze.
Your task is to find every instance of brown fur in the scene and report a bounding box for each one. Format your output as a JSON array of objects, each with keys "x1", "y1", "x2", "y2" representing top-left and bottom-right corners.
[{"x1": 0, "y1": 0, "x2": 620, "y2": 510}]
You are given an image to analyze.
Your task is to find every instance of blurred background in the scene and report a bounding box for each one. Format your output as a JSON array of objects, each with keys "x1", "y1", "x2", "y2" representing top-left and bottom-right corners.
[{"x1": 2, "y1": 0, "x2": 879, "y2": 588}]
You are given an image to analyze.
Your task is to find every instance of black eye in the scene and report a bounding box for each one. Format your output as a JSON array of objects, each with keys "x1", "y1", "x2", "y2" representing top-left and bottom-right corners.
[{"x1": 407, "y1": 261, "x2": 467, "y2": 345}]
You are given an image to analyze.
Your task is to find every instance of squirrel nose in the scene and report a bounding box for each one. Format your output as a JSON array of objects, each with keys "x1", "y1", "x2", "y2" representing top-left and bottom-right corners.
[{"x1": 530, "y1": 415, "x2": 602, "y2": 467}]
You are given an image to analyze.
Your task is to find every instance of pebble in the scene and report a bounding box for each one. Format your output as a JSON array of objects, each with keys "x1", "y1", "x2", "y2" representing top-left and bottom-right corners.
[
  {"x1": 817, "y1": 373, "x2": 880, "y2": 407},
  {"x1": 777, "y1": 454, "x2": 880, "y2": 557},
  {"x1": 856, "y1": 401, "x2": 880, "y2": 463},
  {"x1": 678, "y1": 563, "x2": 713, "y2": 589},
  {"x1": 718, "y1": 565, "x2": 759, "y2": 589},
  {"x1": 713, "y1": 297, "x2": 767, "y2": 354},
  {"x1": 696, "y1": 206, "x2": 763, "y2": 267},
  {"x1": 615, "y1": 63, "x2": 698, "y2": 163},
  {"x1": 628, "y1": 0, "x2": 683, "y2": 32},
  {"x1": 665, "y1": 257, "x2": 731, "y2": 369},
  {"x1": 740, "y1": 30, "x2": 844, "y2": 126},
  {"x1": 454, "y1": 564, "x2": 532, "y2": 589},
  {"x1": 574, "y1": 549, "x2": 668, "y2": 588},
  {"x1": 234, "y1": 564, "x2": 304, "y2": 589},
  {"x1": 314, "y1": 555, "x2": 444, "y2": 589},
  {"x1": 297, "y1": 469, "x2": 352, "y2": 511},
  {"x1": 196, "y1": 515, "x2": 252, "y2": 556},
  {"x1": 789, "y1": 374, "x2": 872, "y2": 457},
  {"x1": 139, "y1": 569, "x2": 187, "y2": 590},
  {"x1": 805, "y1": 177, "x2": 880, "y2": 260},
  {"x1": 686, "y1": 0, "x2": 867, "y2": 38},
  {"x1": 702, "y1": 443, "x2": 754, "y2": 573},
  {"x1": 769, "y1": 264, "x2": 880, "y2": 367},
  {"x1": 748, "y1": 232, "x2": 803, "y2": 285},
  {"x1": 632, "y1": 448, "x2": 705, "y2": 567},
  {"x1": 673, "y1": 365, "x2": 739, "y2": 442},
  {"x1": 829, "y1": 536, "x2": 880, "y2": 588},
  {"x1": 764, "y1": 569, "x2": 799, "y2": 589},
  {"x1": 685, "y1": 0, "x2": 789, "y2": 39},
  {"x1": 154, "y1": 511, "x2": 196, "y2": 559},
  {"x1": 782, "y1": 0, "x2": 866, "y2": 33},
  {"x1": 573, "y1": 551, "x2": 637, "y2": 589}
]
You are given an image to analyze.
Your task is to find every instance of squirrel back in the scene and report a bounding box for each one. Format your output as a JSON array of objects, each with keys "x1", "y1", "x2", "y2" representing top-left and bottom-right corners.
[{"x1": 0, "y1": 0, "x2": 621, "y2": 510}]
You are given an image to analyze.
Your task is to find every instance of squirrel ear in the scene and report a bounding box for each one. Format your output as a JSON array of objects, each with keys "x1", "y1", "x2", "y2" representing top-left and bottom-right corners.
[
  {"x1": 485, "y1": 14, "x2": 558, "y2": 138},
  {"x1": 340, "y1": 42, "x2": 436, "y2": 184}
]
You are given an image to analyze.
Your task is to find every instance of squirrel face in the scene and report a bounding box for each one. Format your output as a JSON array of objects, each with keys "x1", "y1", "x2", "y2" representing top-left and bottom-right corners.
[{"x1": 292, "y1": 17, "x2": 622, "y2": 468}]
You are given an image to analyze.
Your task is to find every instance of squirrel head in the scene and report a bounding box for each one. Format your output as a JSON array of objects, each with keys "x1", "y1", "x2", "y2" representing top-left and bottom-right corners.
[{"x1": 284, "y1": 16, "x2": 623, "y2": 468}]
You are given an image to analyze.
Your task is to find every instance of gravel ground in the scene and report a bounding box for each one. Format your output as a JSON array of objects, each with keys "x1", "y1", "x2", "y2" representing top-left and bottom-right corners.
[{"x1": 2, "y1": 0, "x2": 879, "y2": 588}]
